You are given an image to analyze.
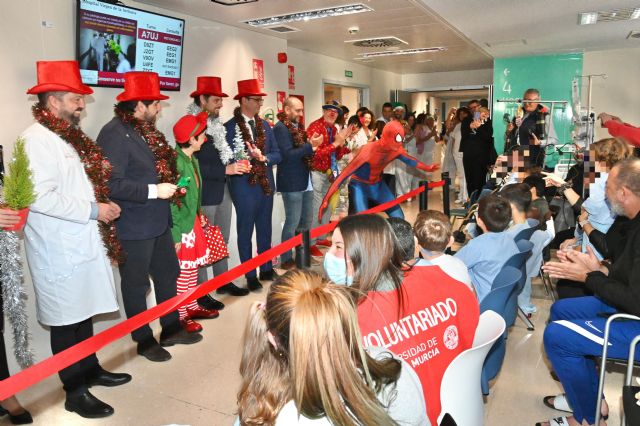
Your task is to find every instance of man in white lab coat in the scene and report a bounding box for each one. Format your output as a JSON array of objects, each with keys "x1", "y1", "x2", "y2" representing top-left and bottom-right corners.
[{"x1": 22, "y1": 60, "x2": 131, "y2": 419}]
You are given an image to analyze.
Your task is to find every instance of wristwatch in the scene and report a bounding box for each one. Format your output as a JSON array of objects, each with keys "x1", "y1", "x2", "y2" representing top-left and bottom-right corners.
[{"x1": 579, "y1": 219, "x2": 589, "y2": 228}]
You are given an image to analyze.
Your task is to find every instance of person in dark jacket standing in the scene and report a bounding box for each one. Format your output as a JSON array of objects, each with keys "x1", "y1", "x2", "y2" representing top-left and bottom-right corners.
[
  {"x1": 460, "y1": 99, "x2": 494, "y2": 197},
  {"x1": 509, "y1": 88, "x2": 548, "y2": 167},
  {"x1": 187, "y1": 76, "x2": 250, "y2": 300},
  {"x1": 539, "y1": 158, "x2": 640, "y2": 426},
  {"x1": 273, "y1": 97, "x2": 322, "y2": 270},
  {"x1": 224, "y1": 79, "x2": 281, "y2": 291},
  {"x1": 97, "y1": 72, "x2": 202, "y2": 364}
]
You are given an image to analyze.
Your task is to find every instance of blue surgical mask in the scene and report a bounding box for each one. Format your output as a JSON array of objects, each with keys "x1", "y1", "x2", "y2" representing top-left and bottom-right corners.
[{"x1": 323, "y1": 252, "x2": 353, "y2": 286}]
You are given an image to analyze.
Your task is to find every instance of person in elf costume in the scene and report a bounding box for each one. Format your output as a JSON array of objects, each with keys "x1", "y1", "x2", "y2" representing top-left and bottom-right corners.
[
  {"x1": 170, "y1": 113, "x2": 229, "y2": 333},
  {"x1": 319, "y1": 120, "x2": 441, "y2": 220}
]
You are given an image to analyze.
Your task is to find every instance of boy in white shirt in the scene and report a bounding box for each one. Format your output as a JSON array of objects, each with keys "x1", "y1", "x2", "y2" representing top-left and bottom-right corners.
[{"x1": 413, "y1": 210, "x2": 475, "y2": 294}]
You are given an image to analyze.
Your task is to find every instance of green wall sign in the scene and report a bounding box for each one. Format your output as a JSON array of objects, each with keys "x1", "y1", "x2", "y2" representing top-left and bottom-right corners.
[
  {"x1": 345, "y1": 70, "x2": 353, "y2": 78},
  {"x1": 493, "y1": 53, "x2": 583, "y2": 168}
]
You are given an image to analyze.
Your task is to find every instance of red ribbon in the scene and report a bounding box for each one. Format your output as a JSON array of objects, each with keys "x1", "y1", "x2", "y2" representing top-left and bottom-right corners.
[{"x1": 0, "y1": 181, "x2": 444, "y2": 399}]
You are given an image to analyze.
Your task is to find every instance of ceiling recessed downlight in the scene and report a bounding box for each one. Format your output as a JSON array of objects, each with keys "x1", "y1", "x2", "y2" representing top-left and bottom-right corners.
[
  {"x1": 359, "y1": 47, "x2": 446, "y2": 58},
  {"x1": 243, "y1": 4, "x2": 373, "y2": 27}
]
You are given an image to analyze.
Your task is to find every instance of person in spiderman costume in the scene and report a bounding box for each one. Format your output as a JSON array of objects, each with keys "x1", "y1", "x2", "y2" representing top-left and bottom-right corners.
[{"x1": 319, "y1": 120, "x2": 440, "y2": 220}]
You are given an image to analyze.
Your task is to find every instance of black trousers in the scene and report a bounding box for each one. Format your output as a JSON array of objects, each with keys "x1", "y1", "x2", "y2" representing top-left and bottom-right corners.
[
  {"x1": 50, "y1": 318, "x2": 100, "y2": 395},
  {"x1": 119, "y1": 228, "x2": 180, "y2": 343},
  {"x1": 0, "y1": 333, "x2": 10, "y2": 382},
  {"x1": 462, "y1": 152, "x2": 488, "y2": 198}
]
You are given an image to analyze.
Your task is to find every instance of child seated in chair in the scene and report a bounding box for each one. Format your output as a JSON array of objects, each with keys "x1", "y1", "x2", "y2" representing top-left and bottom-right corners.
[
  {"x1": 455, "y1": 194, "x2": 519, "y2": 301},
  {"x1": 413, "y1": 210, "x2": 475, "y2": 295}
]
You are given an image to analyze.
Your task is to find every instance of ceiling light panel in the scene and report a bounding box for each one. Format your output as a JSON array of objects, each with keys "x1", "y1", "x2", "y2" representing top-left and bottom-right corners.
[
  {"x1": 359, "y1": 47, "x2": 446, "y2": 58},
  {"x1": 345, "y1": 36, "x2": 408, "y2": 48},
  {"x1": 243, "y1": 4, "x2": 373, "y2": 27}
]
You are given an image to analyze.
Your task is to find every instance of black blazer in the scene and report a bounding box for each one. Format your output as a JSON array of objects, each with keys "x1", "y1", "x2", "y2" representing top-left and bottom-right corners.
[
  {"x1": 273, "y1": 121, "x2": 313, "y2": 193},
  {"x1": 194, "y1": 134, "x2": 227, "y2": 206},
  {"x1": 97, "y1": 117, "x2": 171, "y2": 240}
]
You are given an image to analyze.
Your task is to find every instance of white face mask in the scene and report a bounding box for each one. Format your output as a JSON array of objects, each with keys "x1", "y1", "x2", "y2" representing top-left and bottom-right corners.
[{"x1": 323, "y1": 252, "x2": 353, "y2": 286}]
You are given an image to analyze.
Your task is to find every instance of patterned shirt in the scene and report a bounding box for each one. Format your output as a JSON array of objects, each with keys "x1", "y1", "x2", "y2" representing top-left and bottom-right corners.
[{"x1": 306, "y1": 117, "x2": 350, "y2": 173}]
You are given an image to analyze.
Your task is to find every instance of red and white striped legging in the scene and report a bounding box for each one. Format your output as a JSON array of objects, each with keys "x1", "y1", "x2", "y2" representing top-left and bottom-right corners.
[{"x1": 176, "y1": 268, "x2": 200, "y2": 320}]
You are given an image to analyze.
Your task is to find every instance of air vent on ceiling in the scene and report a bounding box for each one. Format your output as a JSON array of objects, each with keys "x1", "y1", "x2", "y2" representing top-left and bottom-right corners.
[
  {"x1": 579, "y1": 7, "x2": 640, "y2": 25},
  {"x1": 347, "y1": 36, "x2": 408, "y2": 48},
  {"x1": 484, "y1": 39, "x2": 527, "y2": 48},
  {"x1": 211, "y1": 0, "x2": 258, "y2": 5},
  {"x1": 266, "y1": 25, "x2": 300, "y2": 33},
  {"x1": 627, "y1": 30, "x2": 640, "y2": 39}
]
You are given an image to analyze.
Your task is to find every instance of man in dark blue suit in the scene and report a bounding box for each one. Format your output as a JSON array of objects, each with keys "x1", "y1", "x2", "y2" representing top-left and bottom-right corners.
[
  {"x1": 273, "y1": 97, "x2": 323, "y2": 270},
  {"x1": 224, "y1": 79, "x2": 281, "y2": 291},
  {"x1": 97, "y1": 72, "x2": 202, "y2": 363},
  {"x1": 188, "y1": 76, "x2": 251, "y2": 302}
]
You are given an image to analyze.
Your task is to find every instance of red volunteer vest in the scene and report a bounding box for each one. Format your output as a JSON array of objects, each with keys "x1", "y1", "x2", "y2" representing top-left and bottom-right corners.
[{"x1": 357, "y1": 265, "x2": 479, "y2": 425}]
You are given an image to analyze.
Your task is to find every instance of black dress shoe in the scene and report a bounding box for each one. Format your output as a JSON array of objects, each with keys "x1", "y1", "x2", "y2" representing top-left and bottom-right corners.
[
  {"x1": 247, "y1": 277, "x2": 263, "y2": 292},
  {"x1": 259, "y1": 270, "x2": 276, "y2": 281},
  {"x1": 197, "y1": 294, "x2": 225, "y2": 310},
  {"x1": 136, "y1": 339, "x2": 171, "y2": 362},
  {"x1": 65, "y1": 390, "x2": 114, "y2": 419},
  {"x1": 160, "y1": 328, "x2": 203, "y2": 347},
  {"x1": 216, "y1": 283, "x2": 250, "y2": 296},
  {"x1": 0, "y1": 407, "x2": 33, "y2": 424},
  {"x1": 86, "y1": 368, "x2": 132, "y2": 388}
]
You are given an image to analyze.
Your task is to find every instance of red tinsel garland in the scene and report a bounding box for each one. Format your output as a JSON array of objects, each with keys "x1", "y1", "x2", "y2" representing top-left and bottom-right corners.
[
  {"x1": 32, "y1": 104, "x2": 124, "y2": 264},
  {"x1": 233, "y1": 107, "x2": 272, "y2": 195},
  {"x1": 113, "y1": 108, "x2": 180, "y2": 205},
  {"x1": 276, "y1": 111, "x2": 312, "y2": 169}
]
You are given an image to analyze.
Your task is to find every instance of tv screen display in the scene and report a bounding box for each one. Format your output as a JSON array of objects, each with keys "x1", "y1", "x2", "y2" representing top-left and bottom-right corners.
[{"x1": 76, "y1": 0, "x2": 185, "y2": 90}]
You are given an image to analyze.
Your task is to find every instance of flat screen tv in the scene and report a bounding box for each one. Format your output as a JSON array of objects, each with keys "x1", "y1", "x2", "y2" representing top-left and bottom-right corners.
[{"x1": 76, "y1": 0, "x2": 185, "y2": 90}]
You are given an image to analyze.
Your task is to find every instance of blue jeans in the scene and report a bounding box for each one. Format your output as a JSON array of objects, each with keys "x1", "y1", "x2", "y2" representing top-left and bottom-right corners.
[
  {"x1": 281, "y1": 190, "x2": 314, "y2": 262},
  {"x1": 544, "y1": 296, "x2": 640, "y2": 424}
]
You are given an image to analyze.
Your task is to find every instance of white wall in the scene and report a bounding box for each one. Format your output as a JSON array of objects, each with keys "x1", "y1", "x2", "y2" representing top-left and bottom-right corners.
[
  {"x1": 0, "y1": 0, "x2": 405, "y2": 376},
  {"x1": 287, "y1": 47, "x2": 401, "y2": 121},
  {"x1": 402, "y1": 68, "x2": 493, "y2": 91},
  {"x1": 582, "y1": 47, "x2": 640, "y2": 141}
]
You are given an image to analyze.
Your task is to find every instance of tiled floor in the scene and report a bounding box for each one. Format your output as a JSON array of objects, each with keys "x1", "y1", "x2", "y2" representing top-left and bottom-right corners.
[{"x1": 10, "y1": 188, "x2": 632, "y2": 425}]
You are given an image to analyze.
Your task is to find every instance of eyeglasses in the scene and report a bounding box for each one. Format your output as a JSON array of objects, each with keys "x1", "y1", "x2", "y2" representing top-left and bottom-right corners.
[{"x1": 246, "y1": 97, "x2": 264, "y2": 104}]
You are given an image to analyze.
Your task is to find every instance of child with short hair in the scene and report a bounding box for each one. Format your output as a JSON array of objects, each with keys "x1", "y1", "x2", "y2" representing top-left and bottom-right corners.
[
  {"x1": 413, "y1": 210, "x2": 474, "y2": 293},
  {"x1": 455, "y1": 194, "x2": 520, "y2": 301}
]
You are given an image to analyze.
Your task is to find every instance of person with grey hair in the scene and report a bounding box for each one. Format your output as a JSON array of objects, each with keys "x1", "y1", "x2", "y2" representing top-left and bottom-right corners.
[{"x1": 540, "y1": 157, "x2": 640, "y2": 426}]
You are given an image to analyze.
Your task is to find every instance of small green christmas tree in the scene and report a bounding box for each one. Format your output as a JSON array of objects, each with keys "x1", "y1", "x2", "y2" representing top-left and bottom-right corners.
[{"x1": 3, "y1": 138, "x2": 36, "y2": 210}]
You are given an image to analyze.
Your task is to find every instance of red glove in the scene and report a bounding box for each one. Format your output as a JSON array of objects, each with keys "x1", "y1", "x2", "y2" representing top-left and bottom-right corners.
[{"x1": 417, "y1": 162, "x2": 440, "y2": 172}]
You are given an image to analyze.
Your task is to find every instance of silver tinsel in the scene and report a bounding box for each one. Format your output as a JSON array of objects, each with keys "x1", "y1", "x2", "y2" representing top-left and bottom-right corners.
[{"x1": 0, "y1": 222, "x2": 34, "y2": 369}]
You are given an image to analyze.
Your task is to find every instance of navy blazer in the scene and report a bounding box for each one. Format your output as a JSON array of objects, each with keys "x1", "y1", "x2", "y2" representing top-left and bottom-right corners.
[
  {"x1": 223, "y1": 117, "x2": 281, "y2": 195},
  {"x1": 97, "y1": 117, "x2": 171, "y2": 240},
  {"x1": 194, "y1": 134, "x2": 227, "y2": 206},
  {"x1": 273, "y1": 121, "x2": 313, "y2": 193}
]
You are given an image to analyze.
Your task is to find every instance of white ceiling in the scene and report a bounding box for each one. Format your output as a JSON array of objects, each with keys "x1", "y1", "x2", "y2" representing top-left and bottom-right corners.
[
  {"x1": 421, "y1": 0, "x2": 640, "y2": 58},
  {"x1": 136, "y1": 0, "x2": 640, "y2": 74},
  {"x1": 136, "y1": 0, "x2": 493, "y2": 74}
]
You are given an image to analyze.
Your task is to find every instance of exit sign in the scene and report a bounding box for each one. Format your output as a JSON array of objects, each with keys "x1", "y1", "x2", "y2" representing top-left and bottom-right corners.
[{"x1": 345, "y1": 70, "x2": 353, "y2": 78}]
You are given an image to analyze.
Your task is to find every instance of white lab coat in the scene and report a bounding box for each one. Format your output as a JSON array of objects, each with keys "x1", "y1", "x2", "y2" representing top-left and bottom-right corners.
[{"x1": 21, "y1": 123, "x2": 118, "y2": 326}]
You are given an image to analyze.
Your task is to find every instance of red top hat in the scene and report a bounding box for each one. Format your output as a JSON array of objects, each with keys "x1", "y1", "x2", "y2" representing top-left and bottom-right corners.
[
  {"x1": 116, "y1": 72, "x2": 169, "y2": 102},
  {"x1": 26, "y1": 61, "x2": 93, "y2": 95},
  {"x1": 173, "y1": 112, "x2": 208, "y2": 143},
  {"x1": 233, "y1": 79, "x2": 267, "y2": 100},
  {"x1": 190, "y1": 76, "x2": 228, "y2": 98}
]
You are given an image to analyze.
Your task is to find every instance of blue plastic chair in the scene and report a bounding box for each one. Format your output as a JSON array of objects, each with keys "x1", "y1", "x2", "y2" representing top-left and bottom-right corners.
[
  {"x1": 480, "y1": 266, "x2": 522, "y2": 395},
  {"x1": 503, "y1": 239, "x2": 533, "y2": 328},
  {"x1": 513, "y1": 218, "x2": 540, "y2": 242}
]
